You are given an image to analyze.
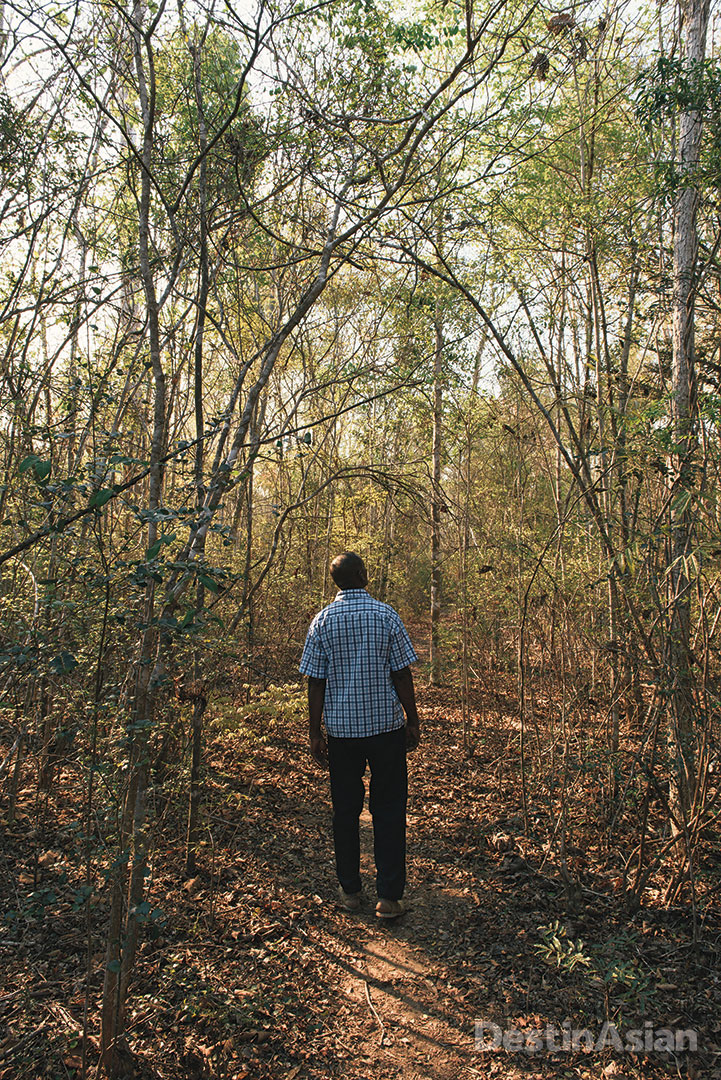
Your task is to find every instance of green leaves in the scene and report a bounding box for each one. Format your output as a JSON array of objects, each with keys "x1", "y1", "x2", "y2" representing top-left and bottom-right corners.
[
  {"x1": 197, "y1": 572, "x2": 220, "y2": 593},
  {"x1": 389, "y1": 18, "x2": 440, "y2": 53},
  {"x1": 19, "y1": 454, "x2": 51, "y2": 482},
  {"x1": 636, "y1": 57, "x2": 721, "y2": 127},
  {"x1": 535, "y1": 920, "x2": 592, "y2": 972},
  {"x1": 89, "y1": 487, "x2": 115, "y2": 508},
  {"x1": 146, "y1": 533, "x2": 176, "y2": 561},
  {"x1": 49, "y1": 650, "x2": 79, "y2": 675}
]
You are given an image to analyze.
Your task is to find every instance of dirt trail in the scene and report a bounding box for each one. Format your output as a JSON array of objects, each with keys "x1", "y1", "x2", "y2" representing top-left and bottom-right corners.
[
  {"x1": 330, "y1": 808, "x2": 474, "y2": 1079},
  {"x1": 2, "y1": 684, "x2": 713, "y2": 1079},
  {"x1": 221, "y1": 690, "x2": 560, "y2": 1080},
  {"x1": 245, "y1": 688, "x2": 710, "y2": 1080},
  {"x1": 226, "y1": 692, "x2": 501, "y2": 1080}
]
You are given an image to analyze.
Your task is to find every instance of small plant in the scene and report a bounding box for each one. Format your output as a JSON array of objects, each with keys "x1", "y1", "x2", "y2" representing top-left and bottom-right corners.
[
  {"x1": 212, "y1": 684, "x2": 305, "y2": 731},
  {"x1": 535, "y1": 920, "x2": 593, "y2": 972},
  {"x1": 592, "y1": 930, "x2": 654, "y2": 1019},
  {"x1": 535, "y1": 922, "x2": 655, "y2": 1021}
]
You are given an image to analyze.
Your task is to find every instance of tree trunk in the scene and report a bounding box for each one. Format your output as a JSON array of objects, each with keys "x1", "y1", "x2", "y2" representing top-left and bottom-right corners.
[
  {"x1": 98, "y1": 3, "x2": 166, "y2": 1070},
  {"x1": 184, "y1": 20, "x2": 211, "y2": 880},
  {"x1": 429, "y1": 315, "x2": 443, "y2": 685},
  {"x1": 668, "y1": 0, "x2": 710, "y2": 828}
]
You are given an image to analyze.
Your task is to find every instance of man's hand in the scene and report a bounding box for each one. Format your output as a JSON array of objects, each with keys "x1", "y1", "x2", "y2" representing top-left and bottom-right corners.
[
  {"x1": 307, "y1": 676, "x2": 328, "y2": 768},
  {"x1": 391, "y1": 667, "x2": 421, "y2": 753},
  {"x1": 310, "y1": 733, "x2": 328, "y2": 768}
]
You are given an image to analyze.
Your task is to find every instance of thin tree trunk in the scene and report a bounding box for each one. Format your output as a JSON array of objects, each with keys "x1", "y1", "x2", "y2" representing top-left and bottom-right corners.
[
  {"x1": 99, "y1": 3, "x2": 166, "y2": 1070},
  {"x1": 668, "y1": 0, "x2": 710, "y2": 830},
  {"x1": 185, "y1": 21, "x2": 211, "y2": 879},
  {"x1": 429, "y1": 314, "x2": 443, "y2": 685}
]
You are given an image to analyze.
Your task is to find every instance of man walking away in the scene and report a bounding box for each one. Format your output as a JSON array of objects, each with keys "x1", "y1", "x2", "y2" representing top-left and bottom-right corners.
[{"x1": 299, "y1": 552, "x2": 420, "y2": 919}]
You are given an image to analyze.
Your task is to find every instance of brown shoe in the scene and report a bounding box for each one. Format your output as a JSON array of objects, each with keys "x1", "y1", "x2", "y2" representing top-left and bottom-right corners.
[
  {"x1": 338, "y1": 887, "x2": 362, "y2": 912},
  {"x1": 375, "y1": 898, "x2": 407, "y2": 919}
]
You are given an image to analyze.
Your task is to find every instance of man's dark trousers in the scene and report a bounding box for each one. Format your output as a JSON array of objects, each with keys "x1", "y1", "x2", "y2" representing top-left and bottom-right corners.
[{"x1": 327, "y1": 727, "x2": 407, "y2": 901}]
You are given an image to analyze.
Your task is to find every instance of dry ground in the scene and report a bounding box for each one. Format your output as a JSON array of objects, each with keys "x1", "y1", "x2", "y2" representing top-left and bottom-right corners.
[{"x1": 0, "y1": 685, "x2": 720, "y2": 1079}]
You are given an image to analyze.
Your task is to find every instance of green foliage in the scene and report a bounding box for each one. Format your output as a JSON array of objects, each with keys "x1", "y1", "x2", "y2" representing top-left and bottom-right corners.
[
  {"x1": 535, "y1": 920, "x2": 593, "y2": 972},
  {"x1": 636, "y1": 57, "x2": 721, "y2": 187},
  {"x1": 536, "y1": 923, "x2": 655, "y2": 1019},
  {"x1": 213, "y1": 685, "x2": 306, "y2": 732},
  {"x1": 152, "y1": 25, "x2": 266, "y2": 220},
  {"x1": 637, "y1": 57, "x2": 721, "y2": 124},
  {"x1": 19, "y1": 455, "x2": 51, "y2": 483}
]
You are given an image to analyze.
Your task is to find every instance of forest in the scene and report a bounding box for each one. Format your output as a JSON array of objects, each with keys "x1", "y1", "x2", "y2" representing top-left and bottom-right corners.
[{"x1": 0, "y1": 0, "x2": 719, "y2": 1076}]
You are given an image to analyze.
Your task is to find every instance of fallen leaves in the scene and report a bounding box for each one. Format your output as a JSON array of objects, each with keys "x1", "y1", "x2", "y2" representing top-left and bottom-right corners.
[{"x1": 0, "y1": 684, "x2": 717, "y2": 1080}]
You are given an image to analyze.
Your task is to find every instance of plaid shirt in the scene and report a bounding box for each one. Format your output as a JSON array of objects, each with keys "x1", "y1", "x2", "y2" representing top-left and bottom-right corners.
[{"x1": 299, "y1": 589, "x2": 418, "y2": 738}]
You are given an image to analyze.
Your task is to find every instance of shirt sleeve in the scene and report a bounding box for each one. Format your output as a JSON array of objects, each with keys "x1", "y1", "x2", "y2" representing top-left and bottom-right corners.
[
  {"x1": 389, "y1": 616, "x2": 418, "y2": 671},
  {"x1": 299, "y1": 618, "x2": 328, "y2": 678}
]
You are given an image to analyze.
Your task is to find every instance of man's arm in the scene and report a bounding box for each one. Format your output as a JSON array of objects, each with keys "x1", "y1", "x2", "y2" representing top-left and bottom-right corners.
[
  {"x1": 390, "y1": 666, "x2": 420, "y2": 751},
  {"x1": 307, "y1": 676, "x2": 328, "y2": 766}
]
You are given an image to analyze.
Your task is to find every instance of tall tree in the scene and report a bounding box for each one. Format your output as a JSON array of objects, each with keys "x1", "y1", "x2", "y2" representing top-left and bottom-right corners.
[{"x1": 668, "y1": 0, "x2": 711, "y2": 828}]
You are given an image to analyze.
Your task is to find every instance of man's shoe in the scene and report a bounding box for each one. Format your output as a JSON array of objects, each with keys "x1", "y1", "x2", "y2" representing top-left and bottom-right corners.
[
  {"x1": 338, "y1": 887, "x2": 362, "y2": 912},
  {"x1": 375, "y1": 898, "x2": 407, "y2": 919}
]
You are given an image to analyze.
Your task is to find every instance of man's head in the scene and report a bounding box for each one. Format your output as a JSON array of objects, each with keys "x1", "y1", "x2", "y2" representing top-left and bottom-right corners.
[{"x1": 330, "y1": 552, "x2": 368, "y2": 590}]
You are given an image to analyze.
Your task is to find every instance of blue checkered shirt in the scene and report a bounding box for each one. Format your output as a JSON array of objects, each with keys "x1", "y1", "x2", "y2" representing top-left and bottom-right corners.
[{"x1": 299, "y1": 589, "x2": 418, "y2": 738}]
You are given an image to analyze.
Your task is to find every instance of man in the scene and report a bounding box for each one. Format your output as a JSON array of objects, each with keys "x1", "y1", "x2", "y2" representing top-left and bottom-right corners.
[{"x1": 299, "y1": 552, "x2": 420, "y2": 919}]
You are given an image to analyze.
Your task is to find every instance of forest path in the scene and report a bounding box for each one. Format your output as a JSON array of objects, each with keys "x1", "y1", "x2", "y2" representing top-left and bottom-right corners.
[
  {"x1": 328, "y1": 806, "x2": 474, "y2": 1079},
  {"x1": 226, "y1": 683, "x2": 703, "y2": 1080},
  {"x1": 209, "y1": 683, "x2": 534, "y2": 1080},
  {"x1": 214, "y1": 680, "x2": 707, "y2": 1080},
  {"x1": 3, "y1": 684, "x2": 708, "y2": 1079}
]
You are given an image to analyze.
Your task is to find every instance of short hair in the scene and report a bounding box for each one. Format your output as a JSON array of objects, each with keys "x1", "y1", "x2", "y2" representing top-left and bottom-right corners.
[{"x1": 330, "y1": 552, "x2": 367, "y2": 589}]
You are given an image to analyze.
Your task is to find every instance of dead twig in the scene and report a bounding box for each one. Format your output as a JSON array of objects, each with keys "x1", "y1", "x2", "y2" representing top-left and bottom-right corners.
[{"x1": 363, "y1": 979, "x2": 388, "y2": 1047}]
